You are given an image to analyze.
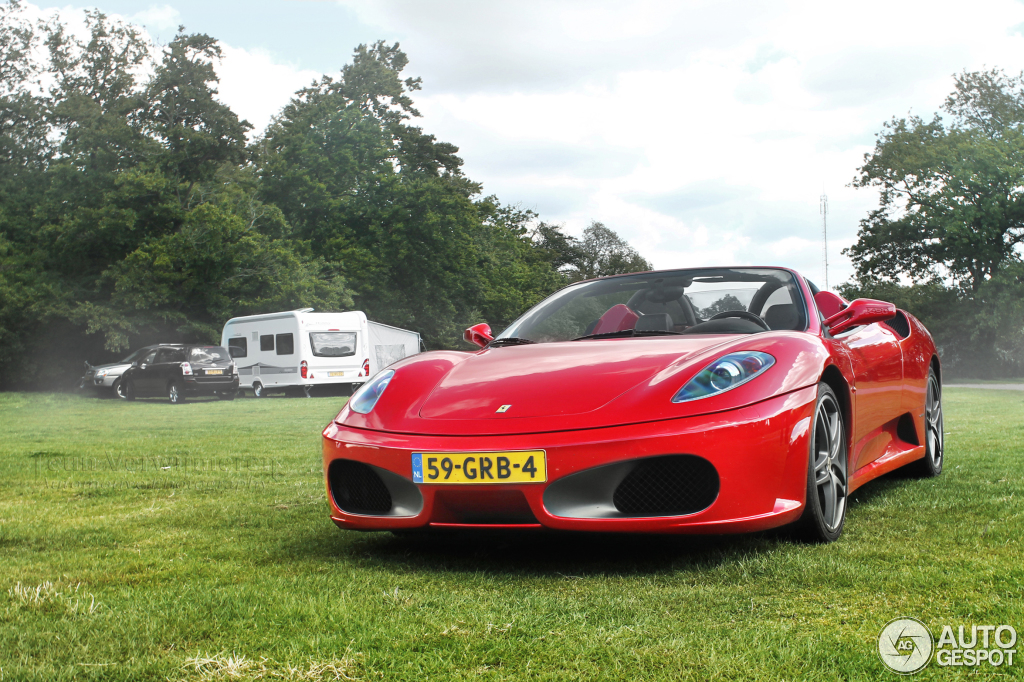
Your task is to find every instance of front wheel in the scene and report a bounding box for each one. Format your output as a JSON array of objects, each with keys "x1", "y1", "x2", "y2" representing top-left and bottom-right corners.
[
  {"x1": 908, "y1": 368, "x2": 943, "y2": 477},
  {"x1": 795, "y1": 383, "x2": 848, "y2": 543},
  {"x1": 168, "y1": 380, "x2": 185, "y2": 404},
  {"x1": 113, "y1": 378, "x2": 127, "y2": 400}
]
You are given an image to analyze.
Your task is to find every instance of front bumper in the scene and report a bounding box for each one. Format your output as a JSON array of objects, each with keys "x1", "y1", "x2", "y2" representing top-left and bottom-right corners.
[
  {"x1": 322, "y1": 386, "x2": 818, "y2": 534},
  {"x1": 80, "y1": 372, "x2": 121, "y2": 389}
]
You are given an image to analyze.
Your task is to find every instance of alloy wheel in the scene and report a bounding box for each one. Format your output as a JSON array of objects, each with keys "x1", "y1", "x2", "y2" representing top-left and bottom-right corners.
[
  {"x1": 925, "y1": 374, "x2": 943, "y2": 471},
  {"x1": 812, "y1": 394, "x2": 847, "y2": 533}
]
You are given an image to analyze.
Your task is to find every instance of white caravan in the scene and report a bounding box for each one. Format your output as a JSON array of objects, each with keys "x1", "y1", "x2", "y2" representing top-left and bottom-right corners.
[{"x1": 220, "y1": 309, "x2": 421, "y2": 397}]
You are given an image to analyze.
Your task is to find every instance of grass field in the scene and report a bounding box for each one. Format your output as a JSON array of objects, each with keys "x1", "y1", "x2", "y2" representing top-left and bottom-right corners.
[{"x1": 1, "y1": 389, "x2": 1022, "y2": 681}]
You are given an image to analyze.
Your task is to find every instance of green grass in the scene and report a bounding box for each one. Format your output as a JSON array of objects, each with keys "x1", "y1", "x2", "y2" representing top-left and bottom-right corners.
[{"x1": 0, "y1": 389, "x2": 1022, "y2": 681}]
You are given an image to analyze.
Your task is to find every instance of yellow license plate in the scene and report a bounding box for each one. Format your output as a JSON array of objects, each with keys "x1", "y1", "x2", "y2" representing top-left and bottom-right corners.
[
  {"x1": 205, "y1": 369, "x2": 223, "y2": 375},
  {"x1": 412, "y1": 450, "x2": 546, "y2": 484},
  {"x1": 329, "y1": 371, "x2": 345, "y2": 377}
]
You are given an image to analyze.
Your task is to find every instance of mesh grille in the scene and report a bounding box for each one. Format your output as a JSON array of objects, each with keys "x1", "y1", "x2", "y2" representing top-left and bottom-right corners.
[
  {"x1": 612, "y1": 455, "x2": 719, "y2": 516},
  {"x1": 329, "y1": 459, "x2": 392, "y2": 515},
  {"x1": 884, "y1": 311, "x2": 910, "y2": 339}
]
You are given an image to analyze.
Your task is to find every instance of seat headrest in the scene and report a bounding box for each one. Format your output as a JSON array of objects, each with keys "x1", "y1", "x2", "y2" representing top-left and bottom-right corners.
[
  {"x1": 645, "y1": 286, "x2": 686, "y2": 304},
  {"x1": 764, "y1": 304, "x2": 800, "y2": 331},
  {"x1": 635, "y1": 313, "x2": 672, "y2": 332}
]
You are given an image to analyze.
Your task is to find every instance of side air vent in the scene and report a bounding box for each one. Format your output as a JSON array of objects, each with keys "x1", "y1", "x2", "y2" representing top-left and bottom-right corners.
[
  {"x1": 327, "y1": 459, "x2": 423, "y2": 517},
  {"x1": 328, "y1": 459, "x2": 392, "y2": 514},
  {"x1": 884, "y1": 311, "x2": 911, "y2": 339},
  {"x1": 543, "y1": 454, "x2": 719, "y2": 519},
  {"x1": 613, "y1": 455, "x2": 719, "y2": 516}
]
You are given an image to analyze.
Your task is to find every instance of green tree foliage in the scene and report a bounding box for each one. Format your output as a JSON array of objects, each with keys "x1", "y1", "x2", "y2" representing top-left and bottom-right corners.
[
  {"x1": 846, "y1": 68, "x2": 1024, "y2": 376},
  {"x1": 0, "y1": 6, "x2": 650, "y2": 388}
]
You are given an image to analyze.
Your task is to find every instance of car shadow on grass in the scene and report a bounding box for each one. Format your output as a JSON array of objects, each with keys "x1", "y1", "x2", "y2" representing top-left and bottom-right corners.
[{"x1": 280, "y1": 521, "x2": 806, "y2": 578}]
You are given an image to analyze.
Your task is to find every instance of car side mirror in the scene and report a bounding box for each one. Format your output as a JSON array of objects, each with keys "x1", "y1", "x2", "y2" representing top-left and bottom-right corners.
[
  {"x1": 824, "y1": 298, "x2": 896, "y2": 336},
  {"x1": 464, "y1": 323, "x2": 494, "y2": 349},
  {"x1": 131, "y1": 361, "x2": 138, "y2": 368},
  {"x1": 813, "y1": 291, "x2": 848, "y2": 320}
]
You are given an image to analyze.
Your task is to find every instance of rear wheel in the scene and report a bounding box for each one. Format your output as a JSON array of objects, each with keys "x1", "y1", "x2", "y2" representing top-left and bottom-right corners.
[
  {"x1": 253, "y1": 382, "x2": 265, "y2": 398},
  {"x1": 168, "y1": 380, "x2": 185, "y2": 404},
  {"x1": 796, "y1": 383, "x2": 848, "y2": 543},
  {"x1": 908, "y1": 368, "x2": 943, "y2": 477}
]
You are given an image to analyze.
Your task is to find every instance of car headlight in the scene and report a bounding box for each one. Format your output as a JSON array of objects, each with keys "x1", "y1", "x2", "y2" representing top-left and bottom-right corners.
[
  {"x1": 94, "y1": 369, "x2": 109, "y2": 378},
  {"x1": 672, "y1": 351, "x2": 775, "y2": 403},
  {"x1": 349, "y1": 370, "x2": 395, "y2": 414}
]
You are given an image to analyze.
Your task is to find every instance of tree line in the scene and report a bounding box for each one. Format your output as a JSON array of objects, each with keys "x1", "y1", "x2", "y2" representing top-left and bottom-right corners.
[
  {"x1": 0, "y1": 2, "x2": 649, "y2": 389},
  {"x1": 841, "y1": 69, "x2": 1024, "y2": 378}
]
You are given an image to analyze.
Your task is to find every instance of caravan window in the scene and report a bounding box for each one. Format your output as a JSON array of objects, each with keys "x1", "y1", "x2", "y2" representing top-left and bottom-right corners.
[
  {"x1": 276, "y1": 333, "x2": 294, "y2": 355},
  {"x1": 309, "y1": 332, "x2": 357, "y2": 357},
  {"x1": 228, "y1": 337, "x2": 247, "y2": 358},
  {"x1": 260, "y1": 335, "x2": 274, "y2": 352}
]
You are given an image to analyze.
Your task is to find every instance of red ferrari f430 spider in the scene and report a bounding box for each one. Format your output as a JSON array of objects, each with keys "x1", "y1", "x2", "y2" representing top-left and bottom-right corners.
[{"x1": 322, "y1": 267, "x2": 943, "y2": 542}]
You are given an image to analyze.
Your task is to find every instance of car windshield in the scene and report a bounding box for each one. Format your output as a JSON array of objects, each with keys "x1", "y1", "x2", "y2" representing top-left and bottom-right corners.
[
  {"x1": 189, "y1": 346, "x2": 231, "y2": 365},
  {"x1": 496, "y1": 268, "x2": 806, "y2": 343},
  {"x1": 119, "y1": 348, "x2": 146, "y2": 364}
]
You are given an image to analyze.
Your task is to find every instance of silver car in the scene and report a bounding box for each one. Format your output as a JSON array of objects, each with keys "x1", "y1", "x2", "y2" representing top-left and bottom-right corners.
[{"x1": 79, "y1": 348, "x2": 148, "y2": 398}]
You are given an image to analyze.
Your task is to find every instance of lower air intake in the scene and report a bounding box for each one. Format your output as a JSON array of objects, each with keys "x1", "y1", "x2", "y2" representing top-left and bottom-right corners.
[
  {"x1": 329, "y1": 459, "x2": 392, "y2": 515},
  {"x1": 612, "y1": 455, "x2": 719, "y2": 516}
]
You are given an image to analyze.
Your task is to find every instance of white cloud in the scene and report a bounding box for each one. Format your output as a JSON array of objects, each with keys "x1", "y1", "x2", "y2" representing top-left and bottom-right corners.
[
  {"x1": 216, "y1": 45, "x2": 319, "y2": 131},
  {"x1": 129, "y1": 4, "x2": 179, "y2": 32}
]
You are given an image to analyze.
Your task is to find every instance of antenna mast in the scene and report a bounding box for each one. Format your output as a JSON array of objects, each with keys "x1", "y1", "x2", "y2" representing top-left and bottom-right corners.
[{"x1": 820, "y1": 193, "x2": 829, "y2": 291}]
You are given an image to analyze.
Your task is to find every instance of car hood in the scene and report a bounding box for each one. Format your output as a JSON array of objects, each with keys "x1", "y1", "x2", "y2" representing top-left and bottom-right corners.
[
  {"x1": 417, "y1": 340, "x2": 717, "y2": 420},
  {"x1": 88, "y1": 361, "x2": 130, "y2": 372},
  {"x1": 339, "y1": 333, "x2": 828, "y2": 436}
]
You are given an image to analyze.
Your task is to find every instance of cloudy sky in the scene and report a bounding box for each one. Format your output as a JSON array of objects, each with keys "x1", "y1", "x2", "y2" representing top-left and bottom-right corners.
[{"x1": 26, "y1": 0, "x2": 1024, "y2": 287}]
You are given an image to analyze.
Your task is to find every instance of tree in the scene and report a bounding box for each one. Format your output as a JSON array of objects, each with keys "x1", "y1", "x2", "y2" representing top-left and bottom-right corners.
[
  {"x1": 566, "y1": 221, "x2": 652, "y2": 281},
  {"x1": 845, "y1": 68, "x2": 1024, "y2": 376},
  {"x1": 847, "y1": 69, "x2": 1024, "y2": 292},
  {"x1": 145, "y1": 30, "x2": 251, "y2": 206}
]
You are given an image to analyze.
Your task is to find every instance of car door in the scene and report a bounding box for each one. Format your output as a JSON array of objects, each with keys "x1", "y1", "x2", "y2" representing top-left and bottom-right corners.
[
  {"x1": 835, "y1": 322, "x2": 904, "y2": 470},
  {"x1": 133, "y1": 348, "x2": 160, "y2": 396},
  {"x1": 151, "y1": 348, "x2": 184, "y2": 395}
]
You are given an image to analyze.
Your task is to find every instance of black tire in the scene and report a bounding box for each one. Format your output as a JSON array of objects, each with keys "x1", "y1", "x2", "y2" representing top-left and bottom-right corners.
[
  {"x1": 124, "y1": 379, "x2": 137, "y2": 401},
  {"x1": 253, "y1": 382, "x2": 265, "y2": 398},
  {"x1": 113, "y1": 378, "x2": 127, "y2": 400},
  {"x1": 795, "y1": 383, "x2": 848, "y2": 543},
  {"x1": 168, "y1": 380, "x2": 185, "y2": 404},
  {"x1": 908, "y1": 368, "x2": 943, "y2": 477},
  {"x1": 218, "y1": 390, "x2": 236, "y2": 401}
]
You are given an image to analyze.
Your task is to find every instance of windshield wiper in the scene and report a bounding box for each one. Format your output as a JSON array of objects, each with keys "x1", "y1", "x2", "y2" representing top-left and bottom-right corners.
[
  {"x1": 572, "y1": 329, "x2": 684, "y2": 341},
  {"x1": 487, "y1": 337, "x2": 537, "y2": 347}
]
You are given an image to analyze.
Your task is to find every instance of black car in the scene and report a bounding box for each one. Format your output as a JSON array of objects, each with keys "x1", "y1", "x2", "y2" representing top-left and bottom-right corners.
[{"x1": 121, "y1": 345, "x2": 239, "y2": 403}]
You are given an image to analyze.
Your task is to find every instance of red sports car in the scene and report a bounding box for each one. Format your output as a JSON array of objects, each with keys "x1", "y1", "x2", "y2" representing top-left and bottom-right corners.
[{"x1": 321, "y1": 267, "x2": 943, "y2": 542}]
